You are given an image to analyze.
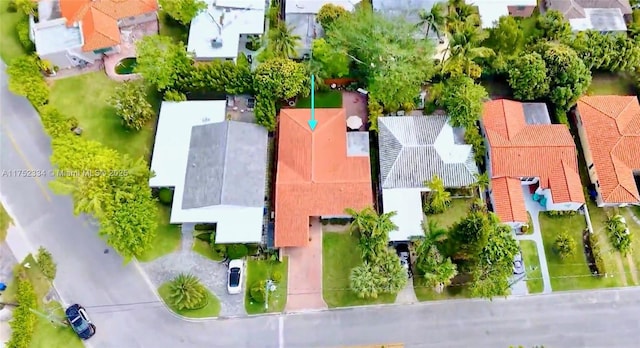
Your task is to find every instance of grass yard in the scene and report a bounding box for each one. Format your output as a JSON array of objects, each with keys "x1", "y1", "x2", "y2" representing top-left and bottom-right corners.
[
  {"x1": 30, "y1": 301, "x2": 84, "y2": 348},
  {"x1": 0, "y1": 203, "x2": 11, "y2": 242},
  {"x1": 296, "y1": 90, "x2": 343, "y2": 108},
  {"x1": 587, "y1": 72, "x2": 636, "y2": 96},
  {"x1": 137, "y1": 203, "x2": 181, "y2": 262},
  {"x1": 0, "y1": 5, "x2": 28, "y2": 62},
  {"x1": 539, "y1": 212, "x2": 625, "y2": 291},
  {"x1": 323, "y1": 232, "x2": 396, "y2": 307},
  {"x1": 616, "y1": 207, "x2": 640, "y2": 286},
  {"x1": 192, "y1": 238, "x2": 225, "y2": 261},
  {"x1": 519, "y1": 240, "x2": 543, "y2": 294},
  {"x1": 426, "y1": 198, "x2": 472, "y2": 228},
  {"x1": 413, "y1": 277, "x2": 471, "y2": 301},
  {"x1": 244, "y1": 258, "x2": 289, "y2": 314},
  {"x1": 158, "y1": 282, "x2": 221, "y2": 318},
  {"x1": 49, "y1": 72, "x2": 159, "y2": 160}
]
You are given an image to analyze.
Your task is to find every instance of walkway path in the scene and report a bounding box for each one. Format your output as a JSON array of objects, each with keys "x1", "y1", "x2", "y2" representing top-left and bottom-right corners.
[
  {"x1": 394, "y1": 277, "x2": 418, "y2": 304},
  {"x1": 517, "y1": 186, "x2": 553, "y2": 294},
  {"x1": 140, "y1": 224, "x2": 247, "y2": 317}
]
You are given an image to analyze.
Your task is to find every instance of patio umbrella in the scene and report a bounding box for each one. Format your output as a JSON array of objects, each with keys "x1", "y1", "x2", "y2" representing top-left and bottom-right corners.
[{"x1": 347, "y1": 115, "x2": 363, "y2": 130}]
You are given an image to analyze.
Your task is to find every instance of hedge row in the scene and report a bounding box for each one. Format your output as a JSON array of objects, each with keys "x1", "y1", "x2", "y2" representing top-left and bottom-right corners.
[
  {"x1": 544, "y1": 210, "x2": 578, "y2": 217},
  {"x1": 7, "y1": 273, "x2": 38, "y2": 348},
  {"x1": 589, "y1": 233, "x2": 606, "y2": 276}
]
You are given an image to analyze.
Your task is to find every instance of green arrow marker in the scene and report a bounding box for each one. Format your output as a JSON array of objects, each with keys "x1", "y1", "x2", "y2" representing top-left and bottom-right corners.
[{"x1": 307, "y1": 74, "x2": 318, "y2": 131}]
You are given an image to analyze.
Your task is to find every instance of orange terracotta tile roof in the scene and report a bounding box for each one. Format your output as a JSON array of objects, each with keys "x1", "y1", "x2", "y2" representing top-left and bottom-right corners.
[
  {"x1": 275, "y1": 108, "x2": 373, "y2": 247},
  {"x1": 576, "y1": 96, "x2": 640, "y2": 204},
  {"x1": 483, "y1": 100, "x2": 585, "y2": 222},
  {"x1": 59, "y1": 0, "x2": 158, "y2": 51},
  {"x1": 491, "y1": 177, "x2": 528, "y2": 223}
]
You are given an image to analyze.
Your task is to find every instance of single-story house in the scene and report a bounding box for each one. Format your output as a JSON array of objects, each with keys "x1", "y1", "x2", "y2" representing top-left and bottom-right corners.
[
  {"x1": 274, "y1": 108, "x2": 373, "y2": 248},
  {"x1": 378, "y1": 115, "x2": 479, "y2": 241},
  {"x1": 575, "y1": 95, "x2": 640, "y2": 207},
  {"x1": 149, "y1": 101, "x2": 269, "y2": 244},
  {"x1": 482, "y1": 100, "x2": 585, "y2": 229},
  {"x1": 31, "y1": 0, "x2": 158, "y2": 69},
  {"x1": 188, "y1": 0, "x2": 265, "y2": 61},
  {"x1": 285, "y1": 0, "x2": 360, "y2": 59},
  {"x1": 541, "y1": 0, "x2": 632, "y2": 32}
]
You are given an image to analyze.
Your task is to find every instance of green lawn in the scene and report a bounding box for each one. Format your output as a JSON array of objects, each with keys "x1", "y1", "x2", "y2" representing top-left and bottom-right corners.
[
  {"x1": 0, "y1": 203, "x2": 11, "y2": 242},
  {"x1": 296, "y1": 90, "x2": 343, "y2": 108},
  {"x1": 539, "y1": 213, "x2": 625, "y2": 291},
  {"x1": 49, "y1": 72, "x2": 159, "y2": 160},
  {"x1": 137, "y1": 203, "x2": 181, "y2": 262},
  {"x1": 0, "y1": 5, "x2": 28, "y2": 62},
  {"x1": 192, "y1": 238, "x2": 224, "y2": 261},
  {"x1": 587, "y1": 72, "x2": 636, "y2": 96},
  {"x1": 426, "y1": 198, "x2": 472, "y2": 228},
  {"x1": 158, "y1": 282, "x2": 221, "y2": 318},
  {"x1": 31, "y1": 301, "x2": 84, "y2": 348},
  {"x1": 413, "y1": 277, "x2": 471, "y2": 301},
  {"x1": 322, "y1": 232, "x2": 396, "y2": 307},
  {"x1": 519, "y1": 240, "x2": 543, "y2": 294},
  {"x1": 244, "y1": 258, "x2": 289, "y2": 314}
]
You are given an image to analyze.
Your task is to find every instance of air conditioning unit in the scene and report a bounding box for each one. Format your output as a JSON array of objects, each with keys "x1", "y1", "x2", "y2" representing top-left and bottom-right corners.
[{"x1": 211, "y1": 38, "x2": 223, "y2": 48}]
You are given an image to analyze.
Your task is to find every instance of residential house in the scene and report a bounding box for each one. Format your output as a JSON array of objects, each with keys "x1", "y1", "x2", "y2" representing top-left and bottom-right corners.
[
  {"x1": 274, "y1": 108, "x2": 373, "y2": 248},
  {"x1": 188, "y1": 0, "x2": 266, "y2": 62},
  {"x1": 285, "y1": 0, "x2": 360, "y2": 59},
  {"x1": 574, "y1": 95, "x2": 640, "y2": 207},
  {"x1": 541, "y1": 0, "x2": 632, "y2": 32},
  {"x1": 149, "y1": 101, "x2": 269, "y2": 244},
  {"x1": 378, "y1": 116, "x2": 479, "y2": 242},
  {"x1": 482, "y1": 100, "x2": 585, "y2": 230},
  {"x1": 31, "y1": 0, "x2": 158, "y2": 69}
]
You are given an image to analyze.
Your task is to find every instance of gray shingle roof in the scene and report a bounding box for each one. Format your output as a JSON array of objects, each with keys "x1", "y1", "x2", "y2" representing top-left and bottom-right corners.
[
  {"x1": 378, "y1": 116, "x2": 479, "y2": 189},
  {"x1": 182, "y1": 121, "x2": 268, "y2": 209}
]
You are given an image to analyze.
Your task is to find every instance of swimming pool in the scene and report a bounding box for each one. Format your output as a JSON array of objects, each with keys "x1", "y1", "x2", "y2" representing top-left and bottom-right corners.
[{"x1": 115, "y1": 57, "x2": 137, "y2": 75}]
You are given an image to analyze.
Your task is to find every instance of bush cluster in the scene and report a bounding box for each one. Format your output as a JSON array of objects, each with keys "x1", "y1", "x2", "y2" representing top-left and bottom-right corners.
[
  {"x1": 7, "y1": 274, "x2": 37, "y2": 348},
  {"x1": 157, "y1": 188, "x2": 174, "y2": 205},
  {"x1": 16, "y1": 17, "x2": 34, "y2": 52},
  {"x1": 250, "y1": 281, "x2": 267, "y2": 303},
  {"x1": 36, "y1": 247, "x2": 57, "y2": 280},
  {"x1": 589, "y1": 233, "x2": 606, "y2": 275},
  {"x1": 544, "y1": 210, "x2": 577, "y2": 217}
]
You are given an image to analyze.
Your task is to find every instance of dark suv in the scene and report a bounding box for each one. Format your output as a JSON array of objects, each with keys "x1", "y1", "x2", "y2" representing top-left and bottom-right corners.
[{"x1": 65, "y1": 304, "x2": 96, "y2": 340}]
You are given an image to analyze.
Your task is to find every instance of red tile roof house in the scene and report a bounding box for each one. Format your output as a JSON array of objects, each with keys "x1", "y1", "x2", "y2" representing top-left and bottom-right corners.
[
  {"x1": 574, "y1": 95, "x2": 640, "y2": 208},
  {"x1": 482, "y1": 100, "x2": 586, "y2": 229},
  {"x1": 30, "y1": 0, "x2": 158, "y2": 70},
  {"x1": 274, "y1": 108, "x2": 374, "y2": 248}
]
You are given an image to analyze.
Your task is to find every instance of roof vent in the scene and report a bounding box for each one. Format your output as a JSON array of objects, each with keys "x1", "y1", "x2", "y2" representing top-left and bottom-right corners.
[{"x1": 211, "y1": 38, "x2": 223, "y2": 48}]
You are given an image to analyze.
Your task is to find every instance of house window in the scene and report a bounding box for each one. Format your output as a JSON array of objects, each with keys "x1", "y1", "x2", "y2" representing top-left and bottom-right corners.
[
  {"x1": 521, "y1": 177, "x2": 535, "y2": 182},
  {"x1": 588, "y1": 163, "x2": 594, "y2": 170}
]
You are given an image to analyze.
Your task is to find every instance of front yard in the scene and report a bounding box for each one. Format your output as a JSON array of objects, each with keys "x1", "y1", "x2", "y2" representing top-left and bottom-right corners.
[
  {"x1": 49, "y1": 72, "x2": 159, "y2": 160},
  {"x1": 244, "y1": 257, "x2": 288, "y2": 315},
  {"x1": 322, "y1": 232, "x2": 396, "y2": 307},
  {"x1": 539, "y1": 212, "x2": 625, "y2": 291},
  {"x1": 296, "y1": 90, "x2": 343, "y2": 108},
  {"x1": 136, "y1": 203, "x2": 181, "y2": 262},
  {"x1": 426, "y1": 198, "x2": 473, "y2": 228},
  {"x1": 158, "y1": 282, "x2": 221, "y2": 318},
  {"x1": 519, "y1": 240, "x2": 543, "y2": 294},
  {"x1": 413, "y1": 276, "x2": 471, "y2": 301}
]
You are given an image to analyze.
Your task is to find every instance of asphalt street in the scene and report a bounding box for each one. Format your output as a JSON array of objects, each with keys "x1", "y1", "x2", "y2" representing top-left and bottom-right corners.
[{"x1": 2, "y1": 63, "x2": 640, "y2": 348}]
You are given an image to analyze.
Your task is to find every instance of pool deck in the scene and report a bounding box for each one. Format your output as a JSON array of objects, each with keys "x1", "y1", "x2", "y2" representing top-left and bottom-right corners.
[{"x1": 104, "y1": 22, "x2": 157, "y2": 82}]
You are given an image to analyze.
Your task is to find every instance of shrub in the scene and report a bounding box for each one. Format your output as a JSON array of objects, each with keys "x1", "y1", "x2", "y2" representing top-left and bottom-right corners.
[
  {"x1": 271, "y1": 270, "x2": 283, "y2": 283},
  {"x1": 193, "y1": 230, "x2": 212, "y2": 242},
  {"x1": 544, "y1": 210, "x2": 577, "y2": 217},
  {"x1": 7, "y1": 275, "x2": 37, "y2": 348},
  {"x1": 554, "y1": 231, "x2": 576, "y2": 259},
  {"x1": 36, "y1": 247, "x2": 56, "y2": 280},
  {"x1": 16, "y1": 17, "x2": 34, "y2": 52},
  {"x1": 246, "y1": 244, "x2": 259, "y2": 255},
  {"x1": 195, "y1": 223, "x2": 216, "y2": 231},
  {"x1": 250, "y1": 281, "x2": 267, "y2": 303},
  {"x1": 520, "y1": 224, "x2": 530, "y2": 234},
  {"x1": 168, "y1": 273, "x2": 208, "y2": 310},
  {"x1": 7, "y1": 0, "x2": 18, "y2": 12},
  {"x1": 589, "y1": 232, "x2": 606, "y2": 275},
  {"x1": 158, "y1": 188, "x2": 173, "y2": 205},
  {"x1": 163, "y1": 89, "x2": 187, "y2": 101},
  {"x1": 109, "y1": 81, "x2": 154, "y2": 130},
  {"x1": 39, "y1": 106, "x2": 78, "y2": 137},
  {"x1": 7, "y1": 55, "x2": 50, "y2": 107},
  {"x1": 606, "y1": 215, "x2": 632, "y2": 255},
  {"x1": 227, "y1": 244, "x2": 248, "y2": 259},
  {"x1": 212, "y1": 243, "x2": 226, "y2": 256}
]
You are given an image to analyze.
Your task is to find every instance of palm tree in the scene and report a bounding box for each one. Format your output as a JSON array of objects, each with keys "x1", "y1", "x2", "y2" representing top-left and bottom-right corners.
[
  {"x1": 268, "y1": 22, "x2": 301, "y2": 58},
  {"x1": 417, "y1": 3, "x2": 447, "y2": 40},
  {"x1": 442, "y1": 22, "x2": 494, "y2": 78},
  {"x1": 168, "y1": 273, "x2": 208, "y2": 310},
  {"x1": 345, "y1": 207, "x2": 398, "y2": 263},
  {"x1": 446, "y1": 0, "x2": 481, "y2": 33},
  {"x1": 471, "y1": 172, "x2": 490, "y2": 194},
  {"x1": 350, "y1": 262, "x2": 380, "y2": 299},
  {"x1": 414, "y1": 220, "x2": 457, "y2": 292},
  {"x1": 424, "y1": 175, "x2": 452, "y2": 214}
]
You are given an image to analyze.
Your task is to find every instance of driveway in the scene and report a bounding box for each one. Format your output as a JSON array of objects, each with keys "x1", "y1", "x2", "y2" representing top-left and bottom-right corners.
[
  {"x1": 283, "y1": 217, "x2": 327, "y2": 312},
  {"x1": 394, "y1": 277, "x2": 418, "y2": 304}
]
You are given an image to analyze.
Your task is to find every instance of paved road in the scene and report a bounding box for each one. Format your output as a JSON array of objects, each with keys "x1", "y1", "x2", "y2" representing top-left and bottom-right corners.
[{"x1": 3, "y1": 64, "x2": 640, "y2": 348}]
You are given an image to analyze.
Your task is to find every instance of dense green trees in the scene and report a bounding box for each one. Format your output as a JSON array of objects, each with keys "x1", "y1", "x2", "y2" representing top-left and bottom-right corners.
[
  {"x1": 508, "y1": 53, "x2": 550, "y2": 101},
  {"x1": 135, "y1": 35, "x2": 193, "y2": 92},
  {"x1": 423, "y1": 175, "x2": 452, "y2": 214},
  {"x1": 564, "y1": 32, "x2": 640, "y2": 73},
  {"x1": 7, "y1": 274, "x2": 37, "y2": 348},
  {"x1": 487, "y1": 16, "x2": 523, "y2": 57},
  {"x1": 443, "y1": 22, "x2": 494, "y2": 79},
  {"x1": 439, "y1": 76, "x2": 488, "y2": 128},
  {"x1": 7, "y1": 55, "x2": 50, "y2": 107},
  {"x1": 310, "y1": 38, "x2": 350, "y2": 79},
  {"x1": 414, "y1": 221, "x2": 457, "y2": 292},
  {"x1": 109, "y1": 81, "x2": 155, "y2": 130},
  {"x1": 159, "y1": 0, "x2": 207, "y2": 25},
  {"x1": 417, "y1": 2, "x2": 446, "y2": 39},
  {"x1": 535, "y1": 10, "x2": 572, "y2": 42},
  {"x1": 470, "y1": 223, "x2": 520, "y2": 298},
  {"x1": 187, "y1": 59, "x2": 254, "y2": 95},
  {"x1": 267, "y1": 23, "x2": 301, "y2": 59},
  {"x1": 317, "y1": 3, "x2": 349, "y2": 30}
]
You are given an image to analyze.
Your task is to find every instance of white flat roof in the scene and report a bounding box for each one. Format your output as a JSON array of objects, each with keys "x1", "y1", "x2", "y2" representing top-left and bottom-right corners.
[
  {"x1": 149, "y1": 101, "x2": 227, "y2": 188},
  {"x1": 569, "y1": 8, "x2": 627, "y2": 32},
  {"x1": 383, "y1": 188, "x2": 426, "y2": 241},
  {"x1": 188, "y1": 1, "x2": 266, "y2": 60},
  {"x1": 286, "y1": 0, "x2": 359, "y2": 14},
  {"x1": 475, "y1": 0, "x2": 537, "y2": 28}
]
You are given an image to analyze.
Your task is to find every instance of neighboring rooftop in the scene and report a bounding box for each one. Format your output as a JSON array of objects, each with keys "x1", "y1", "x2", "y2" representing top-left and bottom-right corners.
[
  {"x1": 188, "y1": 0, "x2": 266, "y2": 60},
  {"x1": 475, "y1": 0, "x2": 538, "y2": 28},
  {"x1": 543, "y1": 0, "x2": 632, "y2": 19},
  {"x1": 34, "y1": 19, "x2": 83, "y2": 55},
  {"x1": 59, "y1": 0, "x2": 158, "y2": 51},
  {"x1": 286, "y1": 13, "x2": 322, "y2": 53},
  {"x1": 483, "y1": 99, "x2": 585, "y2": 222},
  {"x1": 275, "y1": 108, "x2": 373, "y2": 247},
  {"x1": 372, "y1": 0, "x2": 441, "y2": 24},
  {"x1": 576, "y1": 95, "x2": 640, "y2": 204},
  {"x1": 378, "y1": 115, "x2": 479, "y2": 189},
  {"x1": 543, "y1": 0, "x2": 631, "y2": 31},
  {"x1": 285, "y1": 0, "x2": 360, "y2": 14}
]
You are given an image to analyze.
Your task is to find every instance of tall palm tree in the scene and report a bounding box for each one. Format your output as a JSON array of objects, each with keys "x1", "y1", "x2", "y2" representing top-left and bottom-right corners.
[
  {"x1": 443, "y1": 22, "x2": 494, "y2": 78},
  {"x1": 417, "y1": 3, "x2": 447, "y2": 40},
  {"x1": 268, "y1": 22, "x2": 301, "y2": 58}
]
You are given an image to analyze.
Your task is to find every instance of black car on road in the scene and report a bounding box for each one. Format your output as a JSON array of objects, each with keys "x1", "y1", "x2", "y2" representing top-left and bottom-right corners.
[{"x1": 65, "y1": 304, "x2": 96, "y2": 340}]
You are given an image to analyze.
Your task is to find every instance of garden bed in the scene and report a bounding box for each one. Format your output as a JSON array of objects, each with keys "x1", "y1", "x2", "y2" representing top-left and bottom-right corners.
[
  {"x1": 244, "y1": 257, "x2": 288, "y2": 314},
  {"x1": 158, "y1": 282, "x2": 221, "y2": 318}
]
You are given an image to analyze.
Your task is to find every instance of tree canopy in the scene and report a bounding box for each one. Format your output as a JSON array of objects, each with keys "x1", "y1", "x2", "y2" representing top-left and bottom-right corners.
[
  {"x1": 535, "y1": 10, "x2": 572, "y2": 42},
  {"x1": 7, "y1": 55, "x2": 50, "y2": 107},
  {"x1": 508, "y1": 52, "x2": 550, "y2": 101},
  {"x1": 439, "y1": 76, "x2": 488, "y2": 128},
  {"x1": 253, "y1": 58, "x2": 309, "y2": 100},
  {"x1": 135, "y1": 35, "x2": 193, "y2": 92},
  {"x1": 159, "y1": 0, "x2": 207, "y2": 25},
  {"x1": 317, "y1": 3, "x2": 349, "y2": 30},
  {"x1": 109, "y1": 81, "x2": 155, "y2": 130},
  {"x1": 310, "y1": 38, "x2": 350, "y2": 79}
]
